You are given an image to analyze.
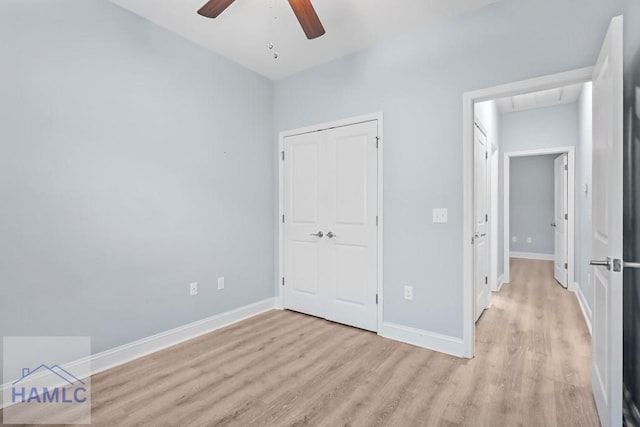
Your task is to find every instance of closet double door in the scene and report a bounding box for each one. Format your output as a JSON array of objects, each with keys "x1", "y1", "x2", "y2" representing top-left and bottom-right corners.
[{"x1": 283, "y1": 120, "x2": 379, "y2": 332}]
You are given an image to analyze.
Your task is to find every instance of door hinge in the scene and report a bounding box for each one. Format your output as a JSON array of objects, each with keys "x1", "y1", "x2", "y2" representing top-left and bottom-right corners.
[
  {"x1": 376, "y1": 136, "x2": 380, "y2": 149},
  {"x1": 282, "y1": 277, "x2": 285, "y2": 286},
  {"x1": 565, "y1": 213, "x2": 568, "y2": 220},
  {"x1": 281, "y1": 151, "x2": 285, "y2": 161},
  {"x1": 376, "y1": 294, "x2": 378, "y2": 305},
  {"x1": 485, "y1": 213, "x2": 488, "y2": 222},
  {"x1": 282, "y1": 214, "x2": 285, "y2": 223},
  {"x1": 485, "y1": 276, "x2": 488, "y2": 285},
  {"x1": 376, "y1": 216, "x2": 379, "y2": 226},
  {"x1": 485, "y1": 151, "x2": 488, "y2": 160},
  {"x1": 564, "y1": 164, "x2": 568, "y2": 171},
  {"x1": 564, "y1": 263, "x2": 568, "y2": 270}
]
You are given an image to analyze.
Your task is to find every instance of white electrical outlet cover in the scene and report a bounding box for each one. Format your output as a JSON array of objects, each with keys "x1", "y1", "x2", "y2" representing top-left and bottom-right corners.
[{"x1": 432, "y1": 208, "x2": 448, "y2": 224}]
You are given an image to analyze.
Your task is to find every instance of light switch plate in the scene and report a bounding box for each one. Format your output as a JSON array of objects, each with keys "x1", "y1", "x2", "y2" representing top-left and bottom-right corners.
[
  {"x1": 404, "y1": 286, "x2": 413, "y2": 301},
  {"x1": 217, "y1": 277, "x2": 225, "y2": 290},
  {"x1": 432, "y1": 208, "x2": 448, "y2": 224}
]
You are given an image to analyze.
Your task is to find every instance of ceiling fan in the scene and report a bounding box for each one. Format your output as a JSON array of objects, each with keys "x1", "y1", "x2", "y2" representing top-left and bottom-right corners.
[{"x1": 197, "y1": 0, "x2": 326, "y2": 40}]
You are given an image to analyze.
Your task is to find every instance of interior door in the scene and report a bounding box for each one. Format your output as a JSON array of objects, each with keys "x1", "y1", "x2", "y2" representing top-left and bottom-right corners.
[
  {"x1": 590, "y1": 15, "x2": 624, "y2": 427},
  {"x1": 325, "y1": 121, "x2": 378, "y2": 331},
  {"x1": 553, "y1": 153, "x2": 568, "y2": 288},
  {"x1": 474, "y1": 123, "x2": 489, "y2": 322},
  {"x1": 283, "y1": 120, "x2": 379, "y2": 332},
  {"x1": 283, "y1": 131, "x2": 327, "y2": 319}
]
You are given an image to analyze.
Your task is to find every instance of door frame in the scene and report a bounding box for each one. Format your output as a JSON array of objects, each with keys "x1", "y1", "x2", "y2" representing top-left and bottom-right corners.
[
  {"x1": 462, "y1": 67, "x2": 592, "y2": 357},
  {"x1": 503, "y1": 147, "x2": 575, "y2": 290},
  {"x1": 276, "y1": 112, "x2": 384, "y2": 332}
]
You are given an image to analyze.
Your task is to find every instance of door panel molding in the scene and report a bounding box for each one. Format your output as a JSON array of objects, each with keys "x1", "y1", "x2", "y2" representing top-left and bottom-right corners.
[{"x1": 277, "y1": 113, "x2": 383, "y2": 333}]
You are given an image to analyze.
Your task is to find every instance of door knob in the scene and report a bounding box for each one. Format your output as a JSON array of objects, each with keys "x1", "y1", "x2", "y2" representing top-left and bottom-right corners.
[
  {"x1": 327, "y1": 231, "x2": 336, "y2": 238},
  {"x1": 590, "y1": 257, "x2": 612, "y2": 270},
  {"x1": 310, "y1": 231, "x2": 324, "y2": 238},
  {"x1": 550, "y1": 222, "x2": 557, "y2": 227}
]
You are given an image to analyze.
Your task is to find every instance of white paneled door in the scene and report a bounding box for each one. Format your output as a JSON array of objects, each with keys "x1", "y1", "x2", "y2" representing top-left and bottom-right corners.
[
  {"x1": 283, "y1": 121, "x2": 379, "y2": 332},
  {"x1": 590, "y1": 16, "x2": 623, "y2": 427},
  {"x1": 553, "y1": 153, "x2": 568, "y2": 288},
  {"x1": 474, "y1": 123, "x2": 489, "y2": 322}
]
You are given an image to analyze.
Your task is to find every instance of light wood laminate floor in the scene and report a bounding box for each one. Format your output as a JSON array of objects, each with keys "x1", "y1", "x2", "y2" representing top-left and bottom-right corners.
[{"x1": 2, "y1": 258, "x2": 598, "y2": 426}]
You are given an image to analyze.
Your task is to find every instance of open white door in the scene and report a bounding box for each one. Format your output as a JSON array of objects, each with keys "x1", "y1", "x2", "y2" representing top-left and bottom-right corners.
[
  {"x1": 590, "y1": 15, "x2": 623, "y2": 427},
  {"x1": 553, "y1": 154, "x2": 568, "y2": 288},
  {"x1": 474, "y1": 123, "x2": 489, "y2": 322}
]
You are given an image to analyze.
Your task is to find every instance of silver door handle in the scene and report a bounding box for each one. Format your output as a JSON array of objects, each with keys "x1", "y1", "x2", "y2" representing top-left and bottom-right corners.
[
  {"x1": 327, "y1": 231, "x2": 336, "y2": 239},
  {"x1": 474, "y1": 232, "x2": 486, "y2": 238},
  {"x1": 310, "y1": 231, "x2": 324, "y2": 238},
  {"x1": 550, "y1": 223, "x2": 556, "y2": 227},
  {"x1": 590, "y1": 257, "x2": 612, "y2": 270}
]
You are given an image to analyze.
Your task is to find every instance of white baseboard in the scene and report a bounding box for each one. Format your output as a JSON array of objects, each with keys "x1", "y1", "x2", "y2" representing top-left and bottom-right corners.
[
  {"x1": 573, "y1": 283, "x2": 592, "y2": 335},
  {"x1": 2, "y1": 297, "x2": 276, "y2": 409},
  {"x1": 496, "y1": 274, "x2": 505, "y2": 292},
  {"x1": 510, "y1": 251, "x2": 554, "y2": 261},
  {"x1": 379, "y1": 322, "x2": 465, "y2": 358}
]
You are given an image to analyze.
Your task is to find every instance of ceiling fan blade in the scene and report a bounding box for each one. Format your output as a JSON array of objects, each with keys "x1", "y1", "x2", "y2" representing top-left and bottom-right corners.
[
  {"x1": 287, "y1": 0, "x2": 326, "y2": 39},
  {"x1": 197, "y1": 0, "x2": 236, "y2": 18}
]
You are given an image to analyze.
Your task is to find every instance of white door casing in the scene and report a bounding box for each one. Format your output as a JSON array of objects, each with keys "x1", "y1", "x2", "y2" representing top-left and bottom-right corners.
[
  {"x1": 590, "y1": 15, "x2": 623, "y2": 427},
  {"x1": 474, "y1": 123, "x2": 489, "y2": 322},
  {"x1": 553, "y1": 154, "x2": 569, "y2": 288},
  {"x1": 282, "y1": 120, "x2": 379, "y2": 332}
]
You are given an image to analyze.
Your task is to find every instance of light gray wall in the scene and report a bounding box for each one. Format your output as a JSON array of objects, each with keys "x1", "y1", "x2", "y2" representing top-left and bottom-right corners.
[
  {"x1": 274, "y1": 0, "x2": 627, "y2": 339},
  {"x1": 499, "y1": 103, "x2": 579, "y2": 153},
  {"x1": 0, "y1": 0, "x2": 274, "y2": 382},
  {"x1": 509, "y1": 155, "x2": 556, "y2": 254},
  {"x1": 576, "y1": 83, "x2": 594, "y2": 312}
]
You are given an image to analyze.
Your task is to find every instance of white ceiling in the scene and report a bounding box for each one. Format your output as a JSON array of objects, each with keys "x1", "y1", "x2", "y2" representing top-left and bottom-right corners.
[
  {"x1": 110, "y1": 0, "x2": 503, "y2": 80},
  {"x1": 496, "y1": 83, "x2": 585, "y2": 114}
]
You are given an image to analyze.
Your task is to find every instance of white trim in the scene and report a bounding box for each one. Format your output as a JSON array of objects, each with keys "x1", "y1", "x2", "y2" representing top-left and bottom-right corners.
[
  {"x1": 2, "y1": 297, "x2": 276, "y2": 409},
  {"x1": 496, "y1": 274, "x2": 505, "y2": 292},
  {"x1": 277, "y1": 113, "x2": 384, "y2": 332},
  {"x1": 574, "y1": 283, "x2": 593, "y2": 335},
  {"x1": 509, "y1": 251, "x2": 555, "y2": 261},
  {"x1": 463, "y1": 67, "x2": 593, "y2": 358},
  {"x1": 379, "y1": 322, "x2": 465, "y2": 358},
  {"x1": 503, "y1": 146, "x2": 575, "y2": 289}
]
